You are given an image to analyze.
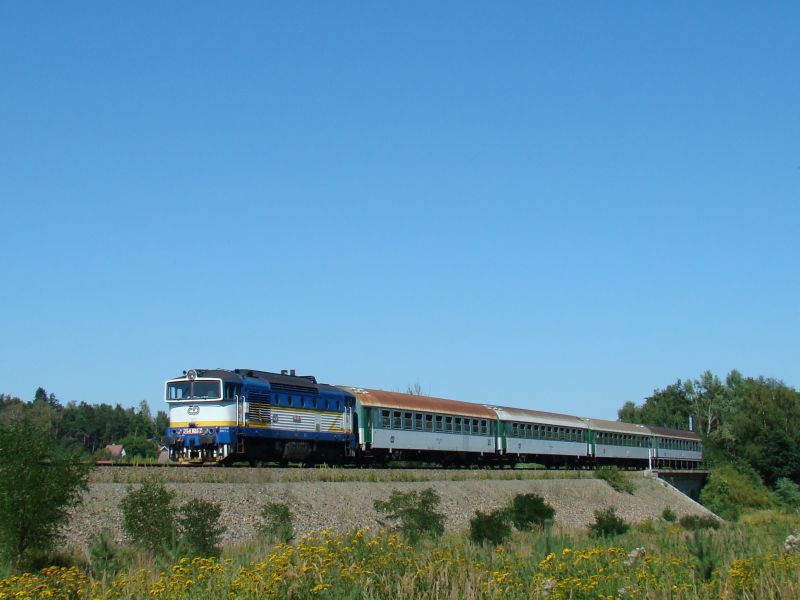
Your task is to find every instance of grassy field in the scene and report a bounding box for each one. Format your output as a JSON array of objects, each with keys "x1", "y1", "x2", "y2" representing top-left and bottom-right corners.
[{"x1": 2, "y1": 509, "x2": 799, "y2": 599}]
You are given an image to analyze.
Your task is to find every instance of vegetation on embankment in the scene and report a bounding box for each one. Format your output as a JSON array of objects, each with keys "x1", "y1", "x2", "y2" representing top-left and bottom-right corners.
[{"x1": 2, "y1": 507, "x2": 799, "y2": 599}]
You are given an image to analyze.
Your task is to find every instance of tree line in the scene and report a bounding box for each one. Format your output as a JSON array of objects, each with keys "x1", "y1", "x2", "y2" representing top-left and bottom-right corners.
[
  {"x1": 618, "y1": 369, "x2": 800, "y2": 486},
  {"x1": 0, "y1": 388, "x2": 168, "y2": 459}
]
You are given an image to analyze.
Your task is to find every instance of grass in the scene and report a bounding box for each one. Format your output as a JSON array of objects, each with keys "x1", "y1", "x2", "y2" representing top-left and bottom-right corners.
[
  {"x1": 2, "y1": 509, "x2": 799, "y2": 599},
  {"x1": 92, "y1": 465, "x2": 594, "y2": 485}
]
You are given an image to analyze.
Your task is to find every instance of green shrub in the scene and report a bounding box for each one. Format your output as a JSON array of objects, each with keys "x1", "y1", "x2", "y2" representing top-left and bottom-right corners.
[
  {"x1": 374, "y1": 488, "x2": 445, "y2": 544},
  {"x1": 177, "y1": 499, "x2": 226, "y2": 557},
  {"x1": 259, "y1": 502, "x2": 294, "y2": 543},
  {"x1": 686, "y1": 529, "x2": 718, "y2": 582},
  {"x1": 508, "y1": 493, "x2": 555, "y2": 530},
  {"x1": 469, "y1": 509, "x2": 511, "y2": 545},
  {"x1": 662, "y1": 507, "x2": 677, "y2": 522},
  {"x1": 120, "y1": 477, "x2": 176, "y2": 554},
  {"x1": 88, "y1": 530, "x2": 125, "y2": 578},
  {"x1": 589, "y1": 507, "x2": 629, "y2": 537},
  {"x1": 775, "y1": 478, "x2": 800, "y2": 510},
  {"x1": 679, "y1": 514, "x2": 720, "y2": 530},
  {"x1": 594, "y1": 466, "x2": 635, "y2": 494},
  {"x1": 699, "y1": 464, "x2": 775, "y2": 520}
]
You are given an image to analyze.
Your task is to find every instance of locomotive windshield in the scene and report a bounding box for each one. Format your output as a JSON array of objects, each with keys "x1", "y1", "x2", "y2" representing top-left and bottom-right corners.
[{"x1": 167, "y1": 380, "x2": 221, "y2": 400}]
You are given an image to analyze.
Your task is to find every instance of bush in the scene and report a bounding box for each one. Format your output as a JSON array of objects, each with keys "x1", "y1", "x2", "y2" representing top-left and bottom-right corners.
[
  {"x1": 699, "y1": 464, "x2": 775, "y2": 521},
  {"x1": 662, "y1": 507, "x2": 677, "y2": 522},
  {"x1": 589, "y1": 507, "x2": 629, "y2": 537},
  {"x1": 88, "y1": 530, "x2": 125, "y2": 578},
  {"x1": 374, "y1": 488, "x2": 445, "y2": 544},
  {"x1": 0, "y1": 416, "x2": 91, "y2": 568},
  {"x1": 177, "y1": 499, "x2": 226, "y2": 557},
  {"x1": 594, "y1": 466, "x2": 635, "y2": 494},
  {"x1": 259, "y1": 502, "x2": 294, "y2": 543},
  {"x1": 120, "y1": 477, "x2": 176, "y2": 554},
  {"x1": 469, "y1": 509, "x2": 511, "y2": 545},
  {"x1": 508, "y1": 493, "x2": 555, "y2": 531},
  {"x1": 679, "y1": 514, "x2": 720, "y2": 530},
  {"x1": 775, "y1": 478, "x2": 800, "y2": 510}
]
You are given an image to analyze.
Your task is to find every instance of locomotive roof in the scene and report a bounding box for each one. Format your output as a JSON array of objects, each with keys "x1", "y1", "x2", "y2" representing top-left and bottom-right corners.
[
  {"x1": 489, "y1": 406, "x2": 587, "y2": 429},
  {"x1": 344, "y1": 388, "x2": 497, "y2": 419},
  {"x1": 169, "y1": 369, "x2": 347, "y2": 395},
  {"x1": 646, "y1": 425, "x2": 702, "y2": 441}
]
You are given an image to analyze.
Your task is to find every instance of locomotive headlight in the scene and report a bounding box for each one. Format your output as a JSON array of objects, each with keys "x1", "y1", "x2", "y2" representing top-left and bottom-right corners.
[{"x1": 187, "y1": 369, "x2": 197, "y2": 381}]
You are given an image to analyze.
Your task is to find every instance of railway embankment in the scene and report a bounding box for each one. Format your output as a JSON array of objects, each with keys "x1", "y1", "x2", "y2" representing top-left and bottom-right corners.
[{"x1": 63, "y1": 468, "x2": 714, "y2": 549}]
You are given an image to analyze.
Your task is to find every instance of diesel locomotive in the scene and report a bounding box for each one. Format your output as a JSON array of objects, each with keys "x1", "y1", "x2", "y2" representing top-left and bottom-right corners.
[{"x1": 164, "y1": 368, "x2": 702, "y2": 468}]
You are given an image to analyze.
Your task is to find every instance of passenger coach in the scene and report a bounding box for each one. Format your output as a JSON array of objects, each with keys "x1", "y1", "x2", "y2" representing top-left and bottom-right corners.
[{"x1": 344, "y1": 388, "x2": 498, "y2": 464}]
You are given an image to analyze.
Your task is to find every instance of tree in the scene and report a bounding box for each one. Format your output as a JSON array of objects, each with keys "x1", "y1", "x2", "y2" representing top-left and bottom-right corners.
[
  {"x1": 0, "y1": 416, "x2": 90, "y2": 568},
  {"x1": 120, "y1": 477, "x2": 176, "y2": 554}
]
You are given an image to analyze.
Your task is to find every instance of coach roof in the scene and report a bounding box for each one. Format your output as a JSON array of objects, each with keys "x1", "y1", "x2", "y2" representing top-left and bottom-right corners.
[
  {"x1": 345, "y1": 388, "x2": 497, "y2": 419},
  {"x1": 647, "y1": 425, "x2": 702, "y2": 441},
  {"x1": 489, "y1": 406, "x2": 587, "y2": 429}
]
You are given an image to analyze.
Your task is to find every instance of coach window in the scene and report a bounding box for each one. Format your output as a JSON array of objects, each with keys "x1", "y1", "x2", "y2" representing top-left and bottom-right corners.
[
  {"x1": 511, "y1": 423, "x2": 519, "y2": 437},
  {"x1": 393, "y1": 411, "x2": 402, "y2": 429},
  {"x1": 445, "y1": 416, "x2": 453, "y2": 433},
  {"x1": 471, "y1": 419, "x2": 478, "y2": 434},
  {"x1": 462, "y1": 419, "x2": 470, "y2": 434},
  {"x1": 425, "y1": 414, "x2": 433, "y2": 432},
  {"x1": 414, "y1": 413, "x2": 423, "y2": 431},
  {"x1": 434, "y1": 415, "x2": 443, "y2": 432},
  {"x1": 381, "y1": 410, "x2": 391, "y2": 428},
  {"x1": 454, "y1": 417, "x2": 462, "y2": 433},
  {"x1": 403, "y1": 412, "x2": 412, "y2": 430},
  {"x1": 479, "y1": 420, "x2": 487, "y2": 435}
]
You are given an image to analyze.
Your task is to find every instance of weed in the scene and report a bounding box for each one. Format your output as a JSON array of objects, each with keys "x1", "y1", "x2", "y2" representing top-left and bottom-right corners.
[
  {"x1": 177, "y1": 499, "x2": 226, "y2": 557},
  {"x1": 662, "y1": 506, "x2": 677, "y2": 522},
  {"x1": 508, "y1": 493, "x2": 555, "y2": 530},
  {"x1": 374, "y1": 488, "x2": 445, "y2": 544},
  {"x1": 469, "y1": 509, "x2": 511, "y2": 545},
  {"x1": 679, "y1": 514, "x2": 721, "y2": 530},
  {"x1": 594, "y1": 466, "x2": 635, "y2": 494},
  {"x1": 589, "y1": 507, "x2": 629, "y2": 537},
  {"x1": 259, "y1": 502, "x2": 294, "y2": 543},
  {"x1": 88, "y1": 530, "x2": 125, "y2": 578}
]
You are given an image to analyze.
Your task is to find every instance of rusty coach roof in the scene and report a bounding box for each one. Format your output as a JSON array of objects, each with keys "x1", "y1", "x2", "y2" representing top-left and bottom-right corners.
[
  {"x1": 646, "y1": 425, "x2": 702, "y2": 440},
  {"x1": 344, "y1": 388, "x2": 497, "y2": 419}
]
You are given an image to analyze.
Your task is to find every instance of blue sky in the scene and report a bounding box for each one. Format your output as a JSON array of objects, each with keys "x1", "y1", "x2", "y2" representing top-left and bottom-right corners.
[{"x1": 1, "y1": 2, "x2": 798, "y2": 419}]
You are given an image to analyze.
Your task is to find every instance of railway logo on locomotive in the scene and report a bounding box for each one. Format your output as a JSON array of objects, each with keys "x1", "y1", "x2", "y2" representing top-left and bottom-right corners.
[{"x1": 188, "y1": 405, "x2": 200, "y2": 415}]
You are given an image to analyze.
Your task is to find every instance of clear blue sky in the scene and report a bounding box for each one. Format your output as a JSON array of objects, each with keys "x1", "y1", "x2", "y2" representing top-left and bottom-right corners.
[{"x1": 1, "y1": 2, "x2": 798, "y2": 419}]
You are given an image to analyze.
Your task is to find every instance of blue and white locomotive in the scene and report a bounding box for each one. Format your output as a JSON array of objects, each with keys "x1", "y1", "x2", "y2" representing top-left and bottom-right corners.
[{"x1": 164, "y1": 369, "x2": 356, "y2": 463}]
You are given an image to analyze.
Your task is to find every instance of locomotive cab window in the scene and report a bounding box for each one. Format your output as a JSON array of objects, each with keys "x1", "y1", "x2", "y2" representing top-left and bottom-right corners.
[{"x1": 167, "y1": 380, "x2": 221, "y2": 400}]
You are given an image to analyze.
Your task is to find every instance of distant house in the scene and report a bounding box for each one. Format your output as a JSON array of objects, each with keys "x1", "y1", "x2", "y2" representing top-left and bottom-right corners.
[{"x1": 104, "y1": 444, "x2": 126, "y2": 458}]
